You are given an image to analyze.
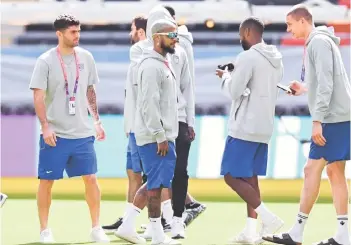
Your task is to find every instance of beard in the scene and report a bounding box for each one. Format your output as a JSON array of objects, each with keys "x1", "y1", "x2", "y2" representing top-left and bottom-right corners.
[
  {"x1": 161, "y1": 42, "x2": 175, "y2": 54},
  {"x1": 130, "y1": 35, "x2": 139, "y2": 45},
  {"x1": 241, "y1": 39, "x2": 251, "y2": 51}
]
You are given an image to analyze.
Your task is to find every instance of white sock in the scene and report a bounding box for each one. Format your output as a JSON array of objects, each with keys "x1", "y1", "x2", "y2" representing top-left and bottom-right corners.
[
  {"x1": 254, "y1": 202, "x2": 275, "y2": 224},
  {"x1": 123, "y1": 202, "x2": 133, "y2": 220},
  {"x1": 150, "y1": 217, "x2": 165, "y2": 243},
  {"x1": 243, "y1": 217, "x2": 257, "y2": 237},
  {"x1": 288, "y1": 212, "x2": 308, "y2": 243},
  {"x1": 334, "y1": 215, "x2": 350, "y2": 244},
  {"x1": 122, "y1": 204, "x2": 141, "y2": 230},
  {"x1": 162, "y1": 199, "x2": 173, "y2": 224}
]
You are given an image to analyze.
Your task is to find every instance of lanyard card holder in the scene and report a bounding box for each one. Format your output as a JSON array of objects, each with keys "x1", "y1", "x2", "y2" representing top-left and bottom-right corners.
[{"x1": 69, "y1": 97, "x2": 76, "y2": 115}]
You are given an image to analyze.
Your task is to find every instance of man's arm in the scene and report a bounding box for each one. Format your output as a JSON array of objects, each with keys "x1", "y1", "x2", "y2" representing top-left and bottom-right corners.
[
  {"x1": 180, "y1": 53, "x2": 195, "y2": 128},
  {"x1": 139, "y1": 66, "x2": 166, "y2": 143},
  {"x1": 311, "y1": 38, "x2": 334, "y2": 122},
  {"x1": 87, "y1": 52, "x2": 101, "y2": 123},
  {"x1": 33, "y1": 89, "x2": 49, "y2": 128},
  {"x1": 87, "y1": 85, "x2": 100, "y2": 122},
  {"x1": 29, "y1": 57, "x2": 56, "y2": 146},
  {"x1": 221, "y1": 53, "x2": 253, "y2": 101}
]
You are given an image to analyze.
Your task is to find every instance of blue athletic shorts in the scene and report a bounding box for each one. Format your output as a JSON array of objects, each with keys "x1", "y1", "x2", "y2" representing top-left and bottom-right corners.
[
  {"x1": 221, "y1": 136, "x2": 268, "y2": 178},
  {"x1": 138, "y1": 141, "x2": 176, "y2": 190},
  {"x1": 38, "y1": 135, "x2": 97, "y2": 180},
  {"x1": 126, "y1": 133, "x2": 142, "y2": 173},
  {"x1": 309, "y1": 121, "x2": 350, "y2": 163}
]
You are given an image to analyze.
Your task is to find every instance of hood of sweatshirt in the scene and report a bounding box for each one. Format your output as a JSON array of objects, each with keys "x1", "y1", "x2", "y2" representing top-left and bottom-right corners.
[
  {"x1": 178, "y1": 25, "x2": 193, "y2": 44},
  {"x1": 146, "y1": 5, "x2": 176, "y2": 41},
  {"x1": 251, "y1": 42, "x2": 283, "y2": 68},
  {"x1": 306, "y1": 25, "x2": 341, "y2": 46},
  {"x1": 139, "y1": 48, "x2": 168, "y2": 66}
]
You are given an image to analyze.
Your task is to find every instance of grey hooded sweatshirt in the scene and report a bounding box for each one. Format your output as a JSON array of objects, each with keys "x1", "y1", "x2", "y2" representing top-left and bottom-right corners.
[
  {"x1": 305, "y1": 26, "x2": 351, "y2": 123},
  {"x1": 222, "y1": 42, "x2": 284, "y2": 144},
  {"x1": 123, "y1": 5, "x2": 176, "y2": 134},
  {"x1": 134, "y1": 49, "x2": 179, "y2": 146}
]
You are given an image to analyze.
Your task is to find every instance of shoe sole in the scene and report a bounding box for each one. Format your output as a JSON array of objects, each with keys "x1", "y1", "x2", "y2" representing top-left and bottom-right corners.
[
  {"x1": 115, "y1": 231, "x2": 146, "y2": 244},
  {"x1": 184, "y1": 206, "x2": 207, "y2": 227},
  {"x1": 172, "y1": 234, "x2": 185, "y2": 240}
]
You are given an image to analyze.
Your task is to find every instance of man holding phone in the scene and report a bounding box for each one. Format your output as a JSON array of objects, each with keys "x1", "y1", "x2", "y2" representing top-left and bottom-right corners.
[
  {"x1": 216, "y1": 17, "x2": 284, "y2": 244},
  {"x1": 264, "y1": 5, "x2": 351, "y2": 245}
]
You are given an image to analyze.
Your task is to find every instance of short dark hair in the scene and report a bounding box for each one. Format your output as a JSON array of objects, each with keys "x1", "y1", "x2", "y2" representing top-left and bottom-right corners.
[
  {"x1": 54, "y1": 14, "x2": 80, "y2": 31},
  {"x1": 240, "y1": 17, "x2": 265, "y2": 36},
  {"x1": 133, "y1": 16, "x2": 147, "y2": 32},
  {"x1": 287, "y1": 5, "x2": 313, "y2": 23},
  {"x1": 164, "y1": 6, "x2": 175, "y2": 16}
]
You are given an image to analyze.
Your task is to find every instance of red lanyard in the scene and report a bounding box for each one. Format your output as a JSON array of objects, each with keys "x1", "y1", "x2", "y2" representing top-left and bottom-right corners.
[{"x1": 57, "y1": 47, "x2": 80, "y2": 98}]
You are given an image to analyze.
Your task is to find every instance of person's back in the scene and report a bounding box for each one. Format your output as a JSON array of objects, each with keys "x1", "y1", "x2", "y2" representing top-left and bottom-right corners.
[{"x1": 227, "y1": 42, "x2": 283, "y2": 144}]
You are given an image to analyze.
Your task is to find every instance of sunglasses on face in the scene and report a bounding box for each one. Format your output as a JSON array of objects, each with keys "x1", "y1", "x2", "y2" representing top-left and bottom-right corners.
[{"x1": 154, "y1": 32, "x2": 178, "y2": 39}]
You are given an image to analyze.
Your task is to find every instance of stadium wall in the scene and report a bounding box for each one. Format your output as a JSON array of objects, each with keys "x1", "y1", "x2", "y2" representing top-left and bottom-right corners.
[
  {"x1": 2, "y1": 115, "x2": 350, "y2": 202},
  {"x1": 2, "y1": 115, "x2": 351, "y2": 179}
]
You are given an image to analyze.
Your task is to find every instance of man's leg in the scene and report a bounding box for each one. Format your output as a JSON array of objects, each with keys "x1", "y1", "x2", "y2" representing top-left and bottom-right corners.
[
  {"x1": 82, "y1": 174, "x2": 101, "y2": 228},
  {"x1": 67, "y1": 136, "x2": 109, "y2": 243},
  {"x1": 171, "y1": 122, "x2": 191, "y2": 238},
  {"x1": 37, "y1": 135, "x2": 69, "y2": 243},
  {"x1": 326, "y1": 161, "x2": 350, "y2": 245},
  {"x1": 263, "y1": 158, "x2": 326, "y2": 245},
  {"x1": 37, "y1": 180, "x2": 55, "y2": 232}
]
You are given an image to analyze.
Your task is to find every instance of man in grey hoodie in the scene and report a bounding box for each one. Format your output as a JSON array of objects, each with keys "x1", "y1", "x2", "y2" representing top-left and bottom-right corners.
[
  {"x1": 216, "y1": 17, "x2": 284, "y2": 244},
  {"x1": 264, "y1": 5, "x2": 351, "y2": 245},
  {"x1": 134, "y1": 19, "x2": 181, "y2": 245}
]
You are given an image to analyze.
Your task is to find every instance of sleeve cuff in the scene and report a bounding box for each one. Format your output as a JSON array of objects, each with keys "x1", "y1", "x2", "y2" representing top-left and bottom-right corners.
[
  {"x1": 155, "y1": 131, "x2": 167, "y2": 143},
  {"x1": 312, "y1": 113, "x2": 324, "y2": 123}
]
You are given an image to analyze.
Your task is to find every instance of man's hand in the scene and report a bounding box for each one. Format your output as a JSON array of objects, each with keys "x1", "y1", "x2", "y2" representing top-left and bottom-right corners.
[
  {"x1": 215, "y1": 69, "x2": 225, "y2": 78},
  {"x1": 188, "y1": 127, "x2": 195, "y2": 141},
  {"x1": 157, "y1": 141, "x2": 169, "y2": 156},
  {"x1": 95, "y1": 122, "x2": 106, "y2": 141},
  {"x1": 312, "y1": 121, "x2": 326, "y2": 146},
  {"x1": 289, "y1": 80, "x2": 307, "y2": 96},
  {"x1": 42, "y1": 125, "x2": 57, "y2": 147}
]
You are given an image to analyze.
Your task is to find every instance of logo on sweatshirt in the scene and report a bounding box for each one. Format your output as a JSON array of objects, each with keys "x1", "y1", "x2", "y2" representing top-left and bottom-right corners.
[
  {"x1": 173, "y1": 55, "x2": 179, "y2": 64},
  {"x1": 78, "y1": 63, "x2": 84, "y2": 71}
]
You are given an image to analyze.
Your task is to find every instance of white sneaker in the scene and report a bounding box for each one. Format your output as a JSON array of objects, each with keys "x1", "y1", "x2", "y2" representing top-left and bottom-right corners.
[
  {"x1": 0, "y1": 193, "x2": 7, "y2": 207},
  {"x1": 140, "y1": 223, "x2": 152, "y2": 241},
  {"x1": 152, "y1": 235, "x2": 182, "y2": 245},
  {"x1": 171, "y1": 219, "x2": 185, "y2": 239},
  {"x1": 40, "y1": 228, "x2": 55, "y2": 244},
  {"x1": 257, "y1": 216, "x2": 284, "y2": 243},
  {"x1": 228, "y1": 232, "x2": 259, "y2": 244},
  {"x1": 91, "y1": 226, "x2": 110, "y2": 243},
  {"x1": 115, "y1": 226, "x2": 146, "y2": 244}
]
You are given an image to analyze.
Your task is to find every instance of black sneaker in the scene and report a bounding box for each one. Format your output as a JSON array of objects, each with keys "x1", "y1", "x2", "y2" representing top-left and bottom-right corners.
[
  {"x1": 102, "y1": 217, "x2": 123, "y2": 231},
  {"x1": 161, "y1": 217, "x2": 172, "y2": 232},
  {"x1": 184, "y1": 203, "x2": 207, "y2": 226},
  {"x1": 0, "y1": 193, "x2": 7, "y2": 207}
]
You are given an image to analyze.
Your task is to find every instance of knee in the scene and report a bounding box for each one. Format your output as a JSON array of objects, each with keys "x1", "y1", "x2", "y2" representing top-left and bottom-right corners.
[
  {"x1": 39, "y1": 180, "x2": 54, "y2": 191},
  {"x1": 136, "y1": 184, "x2": 148, "y2": 197},
  {"x1": 174, "y1": 166, "x2": 188, "y2": 179},
  {"x1": 82, "y1": 174, "x2": 98, "y2": 186},
  {"x1": 327, "y1": 163, "x2": 345, "y2": 181},
  {"x1": 224, "y1": 174, "x2": 236, "y2": 187},
  {"x1": 130, "y1": 173, "x2": 143, "y2": 184}
]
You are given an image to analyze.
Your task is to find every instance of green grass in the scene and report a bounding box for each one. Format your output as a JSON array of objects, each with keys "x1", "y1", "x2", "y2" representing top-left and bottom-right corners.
[{"x1": 1, "y1": 200, "x2": 339, "y2": 245}]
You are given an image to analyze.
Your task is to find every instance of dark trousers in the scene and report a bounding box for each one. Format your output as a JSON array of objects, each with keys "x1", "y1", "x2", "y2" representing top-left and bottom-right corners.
[{"x1": 172, "y1": 122, "x2": 191, "y2": 218}]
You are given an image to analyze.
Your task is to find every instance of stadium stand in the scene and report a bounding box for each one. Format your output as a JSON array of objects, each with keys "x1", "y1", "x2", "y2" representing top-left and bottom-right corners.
[{"x1": 1, "y1": 0, "x2": 350, "y2": 115}]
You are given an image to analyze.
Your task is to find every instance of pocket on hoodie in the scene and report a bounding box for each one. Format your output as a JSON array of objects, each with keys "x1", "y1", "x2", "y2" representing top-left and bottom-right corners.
[{"x1": 243, "y1": 96, "x2": 273, "y2": 136}]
